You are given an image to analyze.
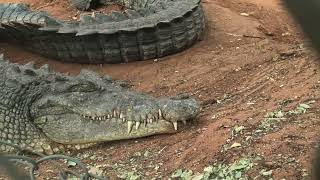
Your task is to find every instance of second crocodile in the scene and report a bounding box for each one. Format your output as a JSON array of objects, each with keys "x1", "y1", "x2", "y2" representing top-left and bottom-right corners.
[{"x1": 0, "y1": 0, "x2": 205, "y2": 64}]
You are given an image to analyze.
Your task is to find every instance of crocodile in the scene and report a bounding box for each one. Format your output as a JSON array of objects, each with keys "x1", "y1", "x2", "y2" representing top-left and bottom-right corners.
[
  {"x1": 0, "y1": 0, "x2": 205, "y2": 64},
  {"x1": 0, "y1": 55, "x2": 199, "y2": 154}
]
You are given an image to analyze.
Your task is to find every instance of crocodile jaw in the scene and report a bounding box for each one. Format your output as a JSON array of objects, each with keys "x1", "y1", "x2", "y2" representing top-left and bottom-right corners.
[
  {"x1": 31, "y1": 95, "x2": 199, "y2": 145},
  {"x1": 33, "y1": 113, "x2": 175, "y2": 144}
]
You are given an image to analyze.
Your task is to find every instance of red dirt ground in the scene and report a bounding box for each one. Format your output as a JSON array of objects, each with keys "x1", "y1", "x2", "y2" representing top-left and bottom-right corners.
[{"x1": 0, "y1": 0, "x2": 320, "y2": 179}]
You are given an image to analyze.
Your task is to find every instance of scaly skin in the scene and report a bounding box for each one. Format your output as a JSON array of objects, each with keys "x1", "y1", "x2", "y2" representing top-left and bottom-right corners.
[
  {"x1": 0, "y1": 0, "x2": 205, "y2": 63},
  {"x1": 0, "y1": 56, "x2": 199, "y2": 154}
]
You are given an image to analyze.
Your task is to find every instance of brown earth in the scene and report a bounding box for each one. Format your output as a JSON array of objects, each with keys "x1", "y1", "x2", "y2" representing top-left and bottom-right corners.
[{"x1": 0, "y1": 0, "x2": 320, "y2": 179}]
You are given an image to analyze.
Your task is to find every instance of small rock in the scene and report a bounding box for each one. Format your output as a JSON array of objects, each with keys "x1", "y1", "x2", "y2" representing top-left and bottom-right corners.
[
  {"x1": 144, "y1": 150, "x2": 150, "y2": 157},
  {"x1": 89, "y1": 155, "x2": 96, "y2": 160},
  {"x1": 67, "y1": 161, "x2": 77, "y2": 167},
  {"x1": 282, "y1": 32, "x2": 291, "y2": 36},
  {"x1": 260, "y1": 169, "x2": 273, "y2": 176},
  {"x1": 264, "y1": 161, "x2": 274, "y2": 168},
  {"x1": 89, "y1": 166, "x2": 104, "y2": 176},
  {"x1": 134, "y1": 152, "x2": 142, "y2": 157},
  {"x1": 240, "y1": 13, "x2": 250, "y2": 16}
]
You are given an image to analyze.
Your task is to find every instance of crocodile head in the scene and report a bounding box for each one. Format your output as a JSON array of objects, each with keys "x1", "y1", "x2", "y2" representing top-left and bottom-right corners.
[{"x1": 29, "y1": 69, "x2": 199, "y2": 147}]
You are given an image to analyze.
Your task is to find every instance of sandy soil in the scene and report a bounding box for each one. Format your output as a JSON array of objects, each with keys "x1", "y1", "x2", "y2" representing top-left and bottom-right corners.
[{"x1": 0, "y1": 0, "x2": 319, "y2": 179}]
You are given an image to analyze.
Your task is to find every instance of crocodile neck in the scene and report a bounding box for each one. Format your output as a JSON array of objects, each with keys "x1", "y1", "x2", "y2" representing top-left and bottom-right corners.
[{"x1": 0, "y1": 67, "x2": 51, "y2": 153}]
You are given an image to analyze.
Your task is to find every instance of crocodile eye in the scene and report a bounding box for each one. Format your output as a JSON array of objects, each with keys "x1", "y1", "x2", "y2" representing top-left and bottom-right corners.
[
  {"x1": 38, "y1": 99, "x2": 55, "y2": 109},
  {"x1": 68, "y1": 82, "x2": 97, "y2": 92}
]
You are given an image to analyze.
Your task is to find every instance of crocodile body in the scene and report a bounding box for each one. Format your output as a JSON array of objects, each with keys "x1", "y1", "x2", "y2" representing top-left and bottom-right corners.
[
  {"x1": 0, "y1": 0, "x2": 205, "y2": 64},
  {"x1": 0, "y1": 56, "x2": 199, "y2": 153}
]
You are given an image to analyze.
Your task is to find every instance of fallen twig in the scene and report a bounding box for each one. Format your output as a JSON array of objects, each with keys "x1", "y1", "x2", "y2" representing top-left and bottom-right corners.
[
  {"x1": 226, "y1": 33, "x2": 264, "y2": 39},
  {"x1": 243, "y1": 34, "x2": 264, "y2": 39},
  {"x1": 35, "y1": 2, "x2": 55, "y2": 10}
]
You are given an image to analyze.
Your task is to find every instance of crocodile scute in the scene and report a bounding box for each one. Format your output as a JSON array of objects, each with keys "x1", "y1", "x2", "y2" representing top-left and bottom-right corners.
[{"x1": 0, "y1": 0, "x2": 205, "y2": 64}]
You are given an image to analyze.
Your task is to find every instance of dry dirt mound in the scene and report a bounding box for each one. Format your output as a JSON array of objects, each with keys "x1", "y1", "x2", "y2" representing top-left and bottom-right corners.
[{"x1": 0, "y1": 0, "x2": 319, "y2": 179}]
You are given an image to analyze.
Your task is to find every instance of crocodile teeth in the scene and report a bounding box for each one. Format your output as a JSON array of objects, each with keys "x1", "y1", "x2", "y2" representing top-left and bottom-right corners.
[
  {"x1": 173, "y1": 122, "x2": 178, "y2": 131},
  {"x1": 135, "y1": 122, "x2": 141, "y2": 130},
  {"x1": 120, "y1": 112, "x2": 124, "y2": 119},
  {"x1": 182, "y1": 120, "x2": 187, "y2": 125},
  {"x1": 128, "y1": 121, "x2": 133, "y2": 133},
  {"x1": 75, "y1": 145, "x2": 81, "y2": 150},
  {"x1": 158, "y1": 109, "x2": 162, "y2": 118}
]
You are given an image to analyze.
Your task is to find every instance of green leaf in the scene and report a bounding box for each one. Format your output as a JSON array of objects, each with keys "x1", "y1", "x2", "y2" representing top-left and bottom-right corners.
[
  {"x1": 275, "y1": 111, "x2": 284, "y2": 118},
  {"x1": 218, "y1": 171, "x2": 225, "y2": 178},
  {"x1": 171, "y1": 169, "x2": 183, "y2": 178},
  {"x1": 204, "y1": 166, "x2": 214, "y2": 173},
  {"x1": 126, "y1": 171, "x2": 140, "y2": 180},
  {"x1": 181, "y1": 170, "x2": 193, "y2": 180},
  {"x1": 192, "y1": 173, "x2": 204, "y2": 180},
  {"x1": 296, "y1": 107, "x2": 306, "y2": 113},
  {"x1": 235, "y1": 171, "x2": 242, "y2": 178},
  {"x1": 265, "y1": 112, "x2": 275, "y2": 118},
  {"x1": 118, "y1": 170, "x2": 140, "y2": 180},
  {"x1": 233, "y1": 126, "x2": 245, "y2": 134},
  {"x1": 299, "y1": 103, "x2": 311, "y2": 109},
  {"x1": 230, "y1": 164, "x2": 246, "y2": 171},
  {"x1": 171, "y1": 169, "x2": 194, "y2": 180},
  {"x1": 260, "y1": 169, "x2": 273, "y2": 176}
]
